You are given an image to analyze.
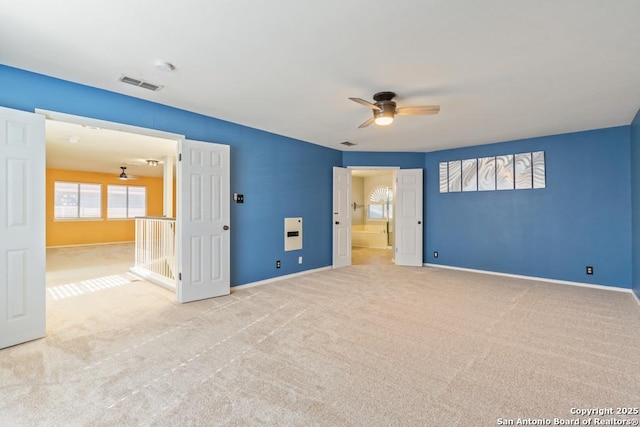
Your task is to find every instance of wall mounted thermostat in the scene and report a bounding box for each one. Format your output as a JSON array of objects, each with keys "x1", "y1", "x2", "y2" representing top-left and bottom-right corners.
[{"x1": 284, "y1": 217, "x2": 302, "y2": 251}]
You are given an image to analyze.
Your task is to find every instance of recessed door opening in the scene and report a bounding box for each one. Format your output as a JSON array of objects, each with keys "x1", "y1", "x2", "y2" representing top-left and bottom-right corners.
[
  {"x1": 44, "y1": 116, "x2": 179, "y2": 329},
  {"x1": 350, "y1": 169, "x2": 396, "y2": 265},
  {"x1": 333, "y1": 166, "x2": 423, "y2": 270},
  {"x1": 1, "y1": 106, "x2": 232, "y2": 350}
]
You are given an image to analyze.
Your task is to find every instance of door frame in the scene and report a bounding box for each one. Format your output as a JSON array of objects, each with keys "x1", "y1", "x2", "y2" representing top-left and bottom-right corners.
[
  {"x1": 36, "y1": 109, "x2": 183, "y2": 143},
  {"x1": 36, "y1": 109, "x2": 188, "y2": 303},
  {"x1": 332, "y1": 166, "x2": 399, "y2": 268}
]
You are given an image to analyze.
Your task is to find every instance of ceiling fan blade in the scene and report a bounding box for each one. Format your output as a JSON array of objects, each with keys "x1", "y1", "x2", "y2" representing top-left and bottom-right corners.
[
  {"x1": 358, "y1": 117, "x2": 376, "y2": 128},
  {"x1": 349, "y1": 97, "x2": 382, "y2": 111},
  {"x1": 396, "y1": 105, "x2": 440, "y2": 115}
]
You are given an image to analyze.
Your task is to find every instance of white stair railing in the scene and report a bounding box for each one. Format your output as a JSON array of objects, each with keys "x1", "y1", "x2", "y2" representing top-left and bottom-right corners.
[{"x1": 132, "y1": 217, "x2": 176, "y2": 290}]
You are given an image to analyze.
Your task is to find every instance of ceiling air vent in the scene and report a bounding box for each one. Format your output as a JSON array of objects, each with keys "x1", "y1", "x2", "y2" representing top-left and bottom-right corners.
[
  {"x1": 340, "y1": 141, "x2": 356, "y2": 147},
  {"x1": 119, "y1": 75, "x2": 163, "y2": 91}
]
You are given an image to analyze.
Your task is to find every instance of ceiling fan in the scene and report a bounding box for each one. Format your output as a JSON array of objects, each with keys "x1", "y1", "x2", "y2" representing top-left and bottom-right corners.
[
  {"x1": 349, "y1": 91, "x2": 440, "y2": 128},
  {"x1": 118, "y1": 166, "x2": 140, "y2": 181}
]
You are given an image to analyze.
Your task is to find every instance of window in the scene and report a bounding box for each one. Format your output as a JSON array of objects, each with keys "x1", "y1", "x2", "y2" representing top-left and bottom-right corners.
[
  {"x1": 107, "y1": 185, "x2": 146, "y2": 218},
  {"x1": 54, "y1": 182, "x2": 101, "y2": 219},
  {"x1": 367, "y1": 186, "x2": 393, "y2": 220}
]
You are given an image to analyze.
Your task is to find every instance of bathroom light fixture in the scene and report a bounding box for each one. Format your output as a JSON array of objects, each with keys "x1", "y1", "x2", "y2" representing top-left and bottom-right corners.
[
  {"x1": 119, "y1": 166, "x2": 128, "y2": 180},
  {"x1": 146, "y1": 159, "x2": 159, "y2": 166}
]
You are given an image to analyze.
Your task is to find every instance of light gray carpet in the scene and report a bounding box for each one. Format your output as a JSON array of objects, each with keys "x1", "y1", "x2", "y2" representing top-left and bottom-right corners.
[{"x1": 1, "y1": 264, "x2": 639, "y2": 426}]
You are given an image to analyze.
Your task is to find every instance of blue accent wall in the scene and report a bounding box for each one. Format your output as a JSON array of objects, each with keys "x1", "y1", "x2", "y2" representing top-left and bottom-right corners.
[
  {"x1": 631, "y1": 108, "x2": 640, "y2": 299},
  {"x1": 424, "y1": 127, "x2": 632, "y2": 288},
  {"x1": 0, "y1": 65, "x2": 342, "y2": 286},
  {"x1": 2, "y1": 65, "x2": 636, "y2": 292},
  {"x1": 342, "y1": 151, "x2": 425, "y2": 169}
]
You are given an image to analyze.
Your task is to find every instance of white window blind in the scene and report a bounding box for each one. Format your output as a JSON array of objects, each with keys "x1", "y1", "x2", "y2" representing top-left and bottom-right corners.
[
  {"x1": 54, "y1": 182, "x2": 101, "y2": 219},
  {"x1": 107, "y1": 185, "x2": 146, "y2": 218}
]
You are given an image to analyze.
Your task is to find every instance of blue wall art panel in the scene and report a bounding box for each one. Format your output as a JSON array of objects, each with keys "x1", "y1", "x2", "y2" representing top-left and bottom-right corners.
[
  {"x1": 439, "y1": 162, "x2": 448, "y2": 193},
  {"x1": 496, "y1": 154, "x2": 514, "y2": 190},
  {"x1": 462, "y1": 158, "x2": 477, "y2": 192},
  {"x1": 478, "y1": 156, "x2": 496, "y2": 191},
  {"x1": 448, "y1": 160, "x2": 462, "y2": 192},
  {"x1": 515, "y1": 152, "x2": 533, "y2": 189},
  {"x1": 533, "y1": 151, "x2": 546, "y2": 189}
]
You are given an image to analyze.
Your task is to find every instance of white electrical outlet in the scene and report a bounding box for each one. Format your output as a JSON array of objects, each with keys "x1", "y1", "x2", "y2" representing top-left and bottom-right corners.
[{"x1": 298, "y1": 256, "x2": 303, "y2": 264}]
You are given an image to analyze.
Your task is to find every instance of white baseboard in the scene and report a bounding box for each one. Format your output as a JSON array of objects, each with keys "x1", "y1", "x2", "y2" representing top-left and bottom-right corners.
[
  {"x1": 424, "y1": 263, "x2": 634, "y2": 294},
  {"x1": 232, "y1": 266, "x2": 332, "y2": 291},
  {"x1": 47, "y1": 241, "x2": 134, "y2": 249},
  {"x1": 633, "y1": 290, "x2": 640, "y2": 307}
]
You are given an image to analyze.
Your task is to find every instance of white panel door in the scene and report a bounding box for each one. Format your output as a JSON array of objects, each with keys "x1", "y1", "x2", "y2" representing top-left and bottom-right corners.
[
  {"x1": 177, "y1": 140, "x2": 230, "y2": 303},
  {"x1": 332, "y1": 167, "x2": 351, "y2": 268},
  {"x1": 0, "y1": 107, "x2": 45, "y2": 349},
  {"x1": 395, "y1": 169, "x2": 423, "y2": 267}
]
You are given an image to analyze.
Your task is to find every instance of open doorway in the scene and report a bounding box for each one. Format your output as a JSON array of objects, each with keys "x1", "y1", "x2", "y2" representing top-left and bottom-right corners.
[
  {"x1": 1, "y1": 106, "x2": 232, "y2": 350},
  {"x1": 333, "y1": 166, "x2": 423, "y2": 269},
  {"x1": 350, "y1": 169, "x2": 396, "y2": 265},
  {"x1": 44, "y1": 116, "x2": 178, "y2": 323}
]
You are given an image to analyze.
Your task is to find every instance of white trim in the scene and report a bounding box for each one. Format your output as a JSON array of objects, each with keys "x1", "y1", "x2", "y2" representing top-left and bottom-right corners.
[
  {"x1": 231, "y1": 267, "x2": 332, "y2": 291},
  {"x1": 632, "y1": 290, "x2": 640, "y2": 307},
  {"x1": 346, "y1": 166, "x2": 400, "y2": 171},
  {"x1": 47, "y1": 241, "x2": 134, "y2": 249},
  {"x1": 35, "y1": 109, "x2": 184, "y2": 141},
  {"x1": 424, "y1": 263, "x2": 633, "y2": 294},
  {"x1": 53, "y1": 218, "x2": 103, "y2": 222}
]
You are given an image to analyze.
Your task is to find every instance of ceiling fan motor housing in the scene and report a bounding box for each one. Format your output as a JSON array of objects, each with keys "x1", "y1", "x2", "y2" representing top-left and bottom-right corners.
[
  {"x1": 373, "y1": 101, "x2": 396, "y2": 121},
  {"x1": 373, "y1": 91, "x2": 396, "y2": 102},
  {"x1": 373, "y1": 91, "x2": 397, "y2": 121}
]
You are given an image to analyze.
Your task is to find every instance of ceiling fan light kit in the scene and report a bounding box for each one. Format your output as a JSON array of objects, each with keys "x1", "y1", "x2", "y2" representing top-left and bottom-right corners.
[
  {"x1": 374, "y1": 109, "x2": 394, "y2": 126},
  {"x1": 350, "y1": 91, "x2": 440, "y2": 128}
]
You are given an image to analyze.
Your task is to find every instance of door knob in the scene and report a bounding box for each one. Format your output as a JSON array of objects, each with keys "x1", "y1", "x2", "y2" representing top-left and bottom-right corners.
[
  {"x1": 335, "y1": 221, "x2": 340, "y2": 225},
  {"x1": 223, "y1": 225, "x2": 230, "y2": 230},
  {"x1": 418, "y1": 221, "x2": 422, "y2": 225}
]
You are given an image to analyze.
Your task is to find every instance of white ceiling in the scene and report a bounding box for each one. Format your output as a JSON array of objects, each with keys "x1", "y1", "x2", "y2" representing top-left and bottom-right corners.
[
  {"x1": 2, "y1": 1, "x2": 640, "y2": 154},
  {"x1": 46, "y1": 120, "x2": 176, "y2": 178}
]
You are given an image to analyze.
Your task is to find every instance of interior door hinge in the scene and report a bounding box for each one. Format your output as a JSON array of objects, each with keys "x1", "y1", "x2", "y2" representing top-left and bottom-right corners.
[
  {"x1": 178, "y1": 273, "x2": 182, "y2": 281},
  {"x1": 178, "y1": 153, "x2": 182, "y2": 161}
]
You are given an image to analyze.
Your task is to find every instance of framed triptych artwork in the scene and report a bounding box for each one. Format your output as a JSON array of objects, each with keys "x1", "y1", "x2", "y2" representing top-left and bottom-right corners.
[{"x1": 439, "y1": 151, "x2": 545, "y2": 194}]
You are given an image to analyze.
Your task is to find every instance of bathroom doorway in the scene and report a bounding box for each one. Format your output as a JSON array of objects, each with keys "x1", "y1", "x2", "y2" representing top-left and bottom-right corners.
[{"x1": 350, "y1": 169, "x2": 395, "y2": 265}]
